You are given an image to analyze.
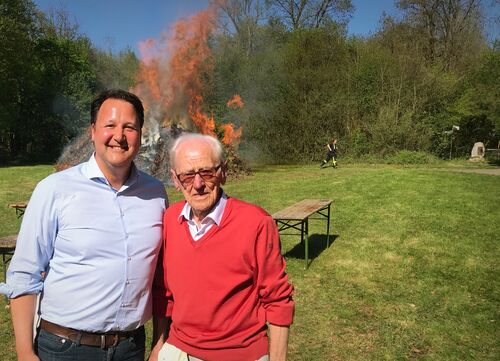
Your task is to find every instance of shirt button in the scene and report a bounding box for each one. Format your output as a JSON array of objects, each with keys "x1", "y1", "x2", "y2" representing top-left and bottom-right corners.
[
  {"x1": 126, "y1": 280, "x2": 130, "y2": 284},
  {"x1": 128, "y1": 257, "x2": 132, "y2": 261}
]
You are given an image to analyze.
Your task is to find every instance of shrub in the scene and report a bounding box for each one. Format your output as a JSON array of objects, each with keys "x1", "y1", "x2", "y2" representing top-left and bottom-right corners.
[{"x1": 385, "y1": 150, "x2": 440, "y2": 164}]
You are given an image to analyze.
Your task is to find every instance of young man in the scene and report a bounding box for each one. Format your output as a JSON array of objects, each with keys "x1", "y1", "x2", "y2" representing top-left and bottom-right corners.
[
  {"x1": 1, "y1": 89, "x2": 167, "y2": 361},
  {"x1": 151, "y1": 133, "x2": 294, "y2": 361}
]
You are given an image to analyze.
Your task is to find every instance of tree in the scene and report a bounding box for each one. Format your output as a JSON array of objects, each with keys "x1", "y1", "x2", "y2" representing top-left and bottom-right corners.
[
  {"x1": 0, "y1": 1, "x2": 98, "y2": 162},
  {"x1": 268, "y1": 0, "x2": 353, "y2": 30},
  {"x1": 0, "y1": 0, "x2": 39, "y2": 160},
  {"x1": 214, "y1": 0, "x2": 266, "y2": 56},
  {"x1": 396, "y1": 0, "x2": 485, "y2": 71},
  {"x1": 447, "y1": 45, "x2": 500, "y2": 155},
  {"x1": 90, "y1": 47, "x2": 139, "y2": 91}
]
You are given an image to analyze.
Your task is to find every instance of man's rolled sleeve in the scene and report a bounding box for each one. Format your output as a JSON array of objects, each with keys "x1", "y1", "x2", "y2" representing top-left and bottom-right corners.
[
  {"x1": 256, "y1": 215, "x2": 295, "y2": 326},
  {"x1": 1, "y1": 178, "x2": 57, "y2": 298}
]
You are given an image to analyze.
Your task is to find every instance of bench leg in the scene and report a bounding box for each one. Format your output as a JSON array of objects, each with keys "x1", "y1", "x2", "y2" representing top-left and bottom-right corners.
[{"x1": 2, "y1": 253, "x2": 9, "y2": 304}]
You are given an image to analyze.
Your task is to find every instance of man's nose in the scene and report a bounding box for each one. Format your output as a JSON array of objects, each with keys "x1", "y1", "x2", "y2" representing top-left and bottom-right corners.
[
  {"x1": 192, "y1": 173, "x2": 205, "y2": 189},
  {"x1": 113, "y1": 127, "x2": 126, "y2": 142}
]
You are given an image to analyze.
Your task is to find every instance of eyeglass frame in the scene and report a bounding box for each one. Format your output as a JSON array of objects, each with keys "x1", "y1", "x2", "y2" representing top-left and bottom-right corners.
[{"x1": 173, "y1": 163, "x2": 224, "y2": 188}]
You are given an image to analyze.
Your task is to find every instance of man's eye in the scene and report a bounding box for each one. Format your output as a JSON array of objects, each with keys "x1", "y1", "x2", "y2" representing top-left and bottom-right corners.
[{"x1": 199, "y1": 170, "x2": 212, "y2": 176}]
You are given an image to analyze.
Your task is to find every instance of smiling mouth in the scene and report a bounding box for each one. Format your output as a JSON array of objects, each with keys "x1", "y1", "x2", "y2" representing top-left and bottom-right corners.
[{"x1": 108, "y1": 145, "x2": 129, "y2": 151}]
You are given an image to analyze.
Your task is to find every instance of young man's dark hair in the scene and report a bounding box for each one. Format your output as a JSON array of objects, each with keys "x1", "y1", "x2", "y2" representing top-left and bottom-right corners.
[{"x1": 90, "y1": 89, "x2": 145, "y2": 128}]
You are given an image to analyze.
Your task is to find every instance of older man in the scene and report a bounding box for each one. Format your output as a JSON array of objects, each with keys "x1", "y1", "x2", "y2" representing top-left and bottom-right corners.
[
  {"x1": 1, "y1": 89, "x2": 167, "y2": 361},
  {"x1": 150, "y1": 133, "x2": 294, "y2": 361}
]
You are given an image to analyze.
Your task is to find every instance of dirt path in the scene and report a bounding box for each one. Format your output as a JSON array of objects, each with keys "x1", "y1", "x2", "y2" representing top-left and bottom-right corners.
[{"x1": 435, "y1": 168, "x2": 500, "y2": 176}]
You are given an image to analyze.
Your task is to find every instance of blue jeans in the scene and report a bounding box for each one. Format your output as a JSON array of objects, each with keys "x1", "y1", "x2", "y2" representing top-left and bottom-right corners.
[{"x1": 35, "y1": 327, "x2": 145, "y2": 361}]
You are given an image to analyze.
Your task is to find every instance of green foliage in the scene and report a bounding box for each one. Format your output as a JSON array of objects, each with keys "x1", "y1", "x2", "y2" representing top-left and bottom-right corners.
[
  {"x1": 0, "y1": 1, "x2": 95, "y2": 162},
  {"x1": 0, "y1": 0, "x2": 39, "y2": 161},
  {"x1": 344, "y1": 129, "x2": 370, "y2": 157},
  {"x1": 0, "y1": 1, "x2": 140, "y2": 164},
  {"x1": 213, "y1": 26, "x2": 352, "y2": 163},
  {"x1": 1, "y1": 0, "x2": 498, "y2": 165},
  {"x1": 91, "y1": 47, "x2": 139, "y2": 91},
  {"x1": 385, "y1": 150, "x2": 440, "y2": 164},
  {"x1": 449, "y1": 47, "x2": 500, "y2": 154},
  {"x1": 208, "y1": 1, "x2": 497, "y2": 163}
]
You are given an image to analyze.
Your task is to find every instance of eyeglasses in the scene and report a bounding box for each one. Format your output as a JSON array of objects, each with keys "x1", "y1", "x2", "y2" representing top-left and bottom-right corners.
[{"x1": 175, "y1": 164, "x2": 222, "y2": 187}]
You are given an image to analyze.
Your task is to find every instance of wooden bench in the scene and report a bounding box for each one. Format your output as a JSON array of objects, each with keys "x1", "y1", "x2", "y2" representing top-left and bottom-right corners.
[
  {"x1": 273, "y1": 199, "x2": 332, "y2": 269},
  {"x1": 0, "y1": 235, "x2": 17, "y2": 301}
]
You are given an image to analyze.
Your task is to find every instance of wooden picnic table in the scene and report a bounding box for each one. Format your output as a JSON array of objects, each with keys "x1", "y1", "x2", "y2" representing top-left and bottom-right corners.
[
  {"x1": 273, "y1": 199, "x2": 332, "y2": 269},
  {"x1": 9, "y1": 202, "x2": 28, "y2": 218}
]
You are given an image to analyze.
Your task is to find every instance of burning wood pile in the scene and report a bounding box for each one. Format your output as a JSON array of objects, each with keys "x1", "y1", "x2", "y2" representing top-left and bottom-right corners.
[{"x1": 56, "y1": 5, "x2": 248, "y2": 183}]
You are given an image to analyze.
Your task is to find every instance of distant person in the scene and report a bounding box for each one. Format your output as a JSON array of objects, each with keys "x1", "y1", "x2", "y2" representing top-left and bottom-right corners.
[
  {"x1": 320, "y1": 138, "x2": 338, "y2": 168},
  {"x1": 150, "y1": 133, "x2": 295, "y2": 361},
  {"x1": 0, "y1": 89, "x2": 168, "y2": 361}
]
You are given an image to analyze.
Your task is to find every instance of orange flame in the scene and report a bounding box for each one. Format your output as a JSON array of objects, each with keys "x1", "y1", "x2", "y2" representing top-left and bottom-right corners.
[
  {"x1": 133, "y1": 5, "x2": 243, "y2": 147},
  {"x1": 227, "y1": 94, "x2": 244, "y2": 109},
  {"x1": 189, "y1": 95, "x2": 216, "y2": 136},
  {"x1": 221, "y1": 123, "x2": 243, "y2": 146}
]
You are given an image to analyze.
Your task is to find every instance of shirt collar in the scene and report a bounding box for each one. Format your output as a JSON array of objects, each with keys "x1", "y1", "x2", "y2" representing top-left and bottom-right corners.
[
  {"x1": 83, "y1": 153, "x2": 139, "y2": 190},
  {"x1": 178, "y1": 190, "x2": 228, "y2": 225}
]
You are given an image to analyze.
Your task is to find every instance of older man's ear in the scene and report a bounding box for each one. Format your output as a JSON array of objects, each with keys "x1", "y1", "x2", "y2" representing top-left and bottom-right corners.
[{"x1": 220, "y1": 161, "x2": 228, "y2": 185}]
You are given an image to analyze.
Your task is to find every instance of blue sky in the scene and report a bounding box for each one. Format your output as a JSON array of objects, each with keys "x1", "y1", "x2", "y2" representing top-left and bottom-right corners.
[
  {"x1": 33, "y1": 0, "x2": 496, "y2": 55},
  {"x1": 34, "y1": 0, "x2": 211, "y2": 53}
]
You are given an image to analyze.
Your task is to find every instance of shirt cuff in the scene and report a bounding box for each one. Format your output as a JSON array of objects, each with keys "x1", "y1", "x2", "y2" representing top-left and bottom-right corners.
[
  {"x1": 0, "y1": 281, "x2": 42, "y2": 298},
  {"x1": 266, "y1": 299, "x2": 295, "y2": 326}
]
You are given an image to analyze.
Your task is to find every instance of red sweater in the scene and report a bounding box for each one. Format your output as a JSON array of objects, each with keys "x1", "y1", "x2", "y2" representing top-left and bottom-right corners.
[{"x1": 153, "y1": 197, "x2": 294, "y2": 361}]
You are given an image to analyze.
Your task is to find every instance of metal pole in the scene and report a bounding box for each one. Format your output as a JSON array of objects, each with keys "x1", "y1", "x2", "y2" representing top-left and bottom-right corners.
[{"x1": 449, "y1": 134, "x2": 453, "y2": 160}]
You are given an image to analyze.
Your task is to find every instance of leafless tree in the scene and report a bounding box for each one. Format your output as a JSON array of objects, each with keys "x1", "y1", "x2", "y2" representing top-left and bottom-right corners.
[
  {"x1": 212, "y1": 0, "x2": 266, "y2": 56},
  {"x1": 397, "y1": 0, "x2": 485, "y2": 69},
  {"x1": 267, "y1": 0, "x2": 353, "y2": 30}
]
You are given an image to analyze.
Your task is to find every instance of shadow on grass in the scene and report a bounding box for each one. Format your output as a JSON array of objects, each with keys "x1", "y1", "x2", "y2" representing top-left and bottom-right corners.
[
  {"x1": 486, "y1": 157, "x2": 500, "y2": 166},
  {"x1": 0, "y1": 160, "x2": 54, "y2": 168},
  {"x1": 284, "y1": 233, "x2": 338, "y2": 264}
]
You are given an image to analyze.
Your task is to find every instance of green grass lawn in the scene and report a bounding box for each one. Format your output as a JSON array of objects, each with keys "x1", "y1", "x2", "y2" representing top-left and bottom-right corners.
[{"x1": 1, "y1": 163, "x2": 499, "y2": 360}]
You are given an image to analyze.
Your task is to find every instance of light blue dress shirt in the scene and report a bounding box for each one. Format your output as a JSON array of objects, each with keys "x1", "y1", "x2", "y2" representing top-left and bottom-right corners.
[{"x1": 0, "y1": 155, "x2": 167, "y2": 332}]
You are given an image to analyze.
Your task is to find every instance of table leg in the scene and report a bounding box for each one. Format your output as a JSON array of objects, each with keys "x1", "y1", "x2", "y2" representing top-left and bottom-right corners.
[
  {"x1": 300, "y1": 220, "x2": 304, "y2": 244},
  {"x1": 326, "y1": 204, "x2": 331, "y2": 248},
  {"x1": 304, "y1": 218, "x2": 309, "y2": 270}
]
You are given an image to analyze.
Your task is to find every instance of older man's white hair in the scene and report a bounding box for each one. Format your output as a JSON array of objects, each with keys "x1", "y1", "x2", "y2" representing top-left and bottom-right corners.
[{"x1": 169, "y1": 133, "x2": 226, "y2": 169}]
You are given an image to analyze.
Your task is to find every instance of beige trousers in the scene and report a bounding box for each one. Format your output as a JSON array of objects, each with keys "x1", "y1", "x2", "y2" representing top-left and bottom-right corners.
[{"x1": 158, "y1": 342, "x2": 269, "y2": 361}]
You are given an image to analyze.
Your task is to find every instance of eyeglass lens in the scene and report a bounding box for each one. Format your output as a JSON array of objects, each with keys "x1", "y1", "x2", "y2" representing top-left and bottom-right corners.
[{"x1": 178, "y1": 165, "x2": 220, "y2": 185}]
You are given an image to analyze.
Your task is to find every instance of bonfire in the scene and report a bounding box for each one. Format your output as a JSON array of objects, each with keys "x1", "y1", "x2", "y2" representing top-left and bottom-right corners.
[{"x1": 57, "y1": 4, "x2": 249, "y2": 182}]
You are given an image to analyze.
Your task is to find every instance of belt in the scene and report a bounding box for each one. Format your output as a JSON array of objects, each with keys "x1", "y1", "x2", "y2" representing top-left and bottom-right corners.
[{"x1": 40, "y1": 319, "x2": 141, "y2": 348}]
